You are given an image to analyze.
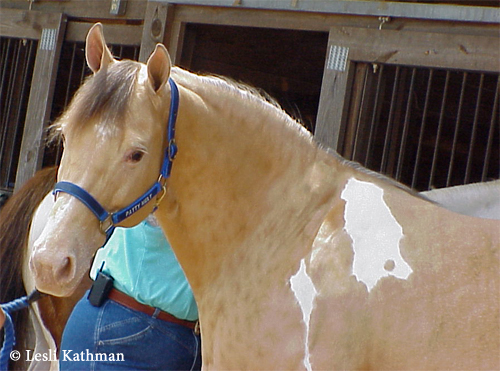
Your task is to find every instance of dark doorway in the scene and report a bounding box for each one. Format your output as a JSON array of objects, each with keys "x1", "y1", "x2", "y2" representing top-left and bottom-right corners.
[{"x1": 180, "y1": 24, "x2": 328, "y2": 133}]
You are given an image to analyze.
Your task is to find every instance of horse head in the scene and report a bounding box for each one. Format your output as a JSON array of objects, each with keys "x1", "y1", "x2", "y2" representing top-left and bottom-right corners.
[{"x1": 30, "y1": 23, "x2": 174, "y2": 296}]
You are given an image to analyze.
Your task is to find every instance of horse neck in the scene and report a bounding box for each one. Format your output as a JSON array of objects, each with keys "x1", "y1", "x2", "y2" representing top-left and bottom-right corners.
[{"x1": 158, "y1": 70, "x2": 342, "y2": 295}]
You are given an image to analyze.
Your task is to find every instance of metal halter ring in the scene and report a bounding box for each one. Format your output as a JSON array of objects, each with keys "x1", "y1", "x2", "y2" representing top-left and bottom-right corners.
[{"x1": 155, "y1": 183, "x2": 167, "y2": 207}]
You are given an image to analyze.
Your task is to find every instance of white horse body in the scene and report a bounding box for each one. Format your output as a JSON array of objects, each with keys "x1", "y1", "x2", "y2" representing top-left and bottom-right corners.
[{"x1": 423, "y1": 180, "x2": 500, "y2": 220}]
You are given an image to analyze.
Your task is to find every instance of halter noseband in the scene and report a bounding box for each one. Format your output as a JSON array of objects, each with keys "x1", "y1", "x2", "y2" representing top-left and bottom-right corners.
[{"x1": 52, "y1": 78, "x2": 179, "y2": 242}]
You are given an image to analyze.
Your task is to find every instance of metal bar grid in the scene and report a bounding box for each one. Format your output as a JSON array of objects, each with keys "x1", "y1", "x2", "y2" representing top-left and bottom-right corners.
[
  {"x1": 428, "y1": 70, "x2": 450, "y2": 189},
  {"x1": 446, "y1": 72, "x2": 468, "y2": 186},
  {"x1": 342, "y1": 62, "x2": 499, "y2": 191},
  {"x1": 380, "y1": 65, "x2": 401, "y2": 175},
  {"x1": 411, "y1": 69, "x2": 434, "y2": 189},
  {"x1": 395, "y1": 67, "x2": 416, "y2": 182},
  {"x1": 0, "y1": 37, "x2": 37, "y2": 191},
  {"x1": 464, "y1": 73, "x2": 485, "y2": 183},
  {"x1": 351, "y1": 65, "x2": 370, "y2": 161},
  {"x1": 482, "y1": 76, "x2": 499, "y2": 181},
  {"x1": 364, "y1": 64, "x2": 385, "y2": 169}
]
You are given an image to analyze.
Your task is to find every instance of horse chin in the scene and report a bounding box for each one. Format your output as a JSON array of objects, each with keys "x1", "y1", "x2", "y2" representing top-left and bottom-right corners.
[
  {"x1": 35, "y1": 278, "x2": 81, "y2": 298},
  {"x1": 30, "y1": 266, "x2": 73, "y2": 297}
]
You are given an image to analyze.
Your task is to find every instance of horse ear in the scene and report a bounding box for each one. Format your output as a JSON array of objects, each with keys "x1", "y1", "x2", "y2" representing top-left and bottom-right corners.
[
  {"x1": 146, "y1": 44, "x2": 172, "y2": 93},
  {"x1": 85, "y1": 23, "x2": 114, "y2": 74}
]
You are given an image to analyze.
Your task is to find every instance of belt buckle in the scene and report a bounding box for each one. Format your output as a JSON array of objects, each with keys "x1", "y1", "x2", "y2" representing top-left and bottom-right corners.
[{"x1": 194, "y1": 320, "x2": 200, "y2": 335}]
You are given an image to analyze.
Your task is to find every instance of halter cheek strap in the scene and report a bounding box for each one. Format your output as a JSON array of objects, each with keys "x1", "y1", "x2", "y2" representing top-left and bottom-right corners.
[{"x1": 52, "y1": 78, "x2": 179, "y2": 242}]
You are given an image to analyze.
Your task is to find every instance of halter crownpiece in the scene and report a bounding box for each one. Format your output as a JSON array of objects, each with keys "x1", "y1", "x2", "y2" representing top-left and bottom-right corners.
[{"x1": 52, "y1": 78, "x2": 180, "y2": 241}]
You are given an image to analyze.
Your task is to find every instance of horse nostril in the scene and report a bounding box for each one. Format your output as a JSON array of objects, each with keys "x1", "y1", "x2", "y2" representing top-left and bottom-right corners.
[
  {"x1": 54, "y1": 256, "x2": 76, "y2": 282},
  {"x1": 30, "y1": 249, "x2": 79, "y2": 296}
]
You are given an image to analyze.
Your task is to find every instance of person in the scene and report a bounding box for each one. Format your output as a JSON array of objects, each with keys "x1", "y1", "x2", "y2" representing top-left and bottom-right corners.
[{"x1": 60, "y1": 215, "x2": 201, "y2": 370}]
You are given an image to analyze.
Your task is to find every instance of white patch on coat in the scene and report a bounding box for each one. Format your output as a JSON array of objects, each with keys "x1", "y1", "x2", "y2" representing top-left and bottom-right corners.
[
  {"x1": 290, "y1": 258, "x2": 317, "y2": 371},
  {"x1": 340, "y1": 178, "x2": 413, "y2": 292}
]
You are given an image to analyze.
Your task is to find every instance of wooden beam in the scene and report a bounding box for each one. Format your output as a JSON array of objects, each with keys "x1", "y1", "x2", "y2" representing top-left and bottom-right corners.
[
  {"x1": 314, "y1": 33, "x2": 354, "y2": 151},
  {"x1": 14, "y1": 12, "x2": 67, "y2": 190},
  {"x1": 160, "y1": 0, "x2": 500, "y2": 23},
  {"x1": 140, "y1": 1, "x2": 171, "y2": 62},
  {"x1": 331, "y1": 26, "x2": 500, "y2": 73},
  {"x1": 1, "y1": 0, "x2": 147, "y2": 21},
  {"x1": 314, "y1": 24, "x2": 500, "y2": 151},
  {"x1": 0, "y1": 8, "x2": 63, "y2": 39},
  {"x1": 65, "y1": 22, "x2": 142, "y2": 45}
]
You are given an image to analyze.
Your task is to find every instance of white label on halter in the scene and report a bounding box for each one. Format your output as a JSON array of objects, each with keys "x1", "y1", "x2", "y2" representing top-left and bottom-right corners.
[
  {"x1": 290, "y1": 258, "x2": 317, "y2": 371},
  {"x1": 340, "y1": 178, "x2": 413, "y2": 292}
]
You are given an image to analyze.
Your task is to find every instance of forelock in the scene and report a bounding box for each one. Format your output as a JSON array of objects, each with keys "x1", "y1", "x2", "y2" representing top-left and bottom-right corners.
[{"x1": 52, "y1": 60, "x2": 142, "y2": 137}]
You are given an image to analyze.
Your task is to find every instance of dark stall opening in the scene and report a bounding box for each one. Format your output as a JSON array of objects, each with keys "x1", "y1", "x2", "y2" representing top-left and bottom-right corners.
[{"x1": 180, "y1": 24, "x2": 328, "y2": 134}]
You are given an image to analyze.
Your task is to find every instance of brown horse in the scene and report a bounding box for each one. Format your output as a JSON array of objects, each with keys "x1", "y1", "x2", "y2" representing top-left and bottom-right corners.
[
  {"x1": 31, "y1": 23, "x2": 499, "y2": 370},
  {"x1": 0, "y1": 167, "x2": 89, "y2": 370}
]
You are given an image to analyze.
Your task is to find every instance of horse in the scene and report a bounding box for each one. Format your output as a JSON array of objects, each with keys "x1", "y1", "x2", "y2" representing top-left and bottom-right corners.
[
  {"x1": 0, "y1": 167, "x2": 90, "y2": 370},
  {"x1": 422, "y1": 180, "x2": 500, "y2": 220},
  {"x1": 0, "y1": 176, "x2": 494, "y2": 368},
  {"x1": 30, "y1": 23, "x2": 499, "y2": 370},
  {"x1": 0, "y1": 176, "x2": 494, "y2": 371}
]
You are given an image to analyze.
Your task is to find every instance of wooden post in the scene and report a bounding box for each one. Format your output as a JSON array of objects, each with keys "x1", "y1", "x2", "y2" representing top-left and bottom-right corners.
[
  {"x1": 140, "y1": 1, "x2": 171, "y2": 62},
  {"x1": 13, "y1": 11, "x2": 66, "y2": 191},
  {"x1": 314, "y1": 28, "x2": 354, "y2": 152}
]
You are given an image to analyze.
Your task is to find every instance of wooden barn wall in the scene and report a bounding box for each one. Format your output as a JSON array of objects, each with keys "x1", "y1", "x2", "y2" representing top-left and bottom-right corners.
[
  {"x1": 151, "y1": 1, "x2": 498, "y2": 191},
  {"x1": 1, "y1": 10, "x2": 67, "y2": 194},
  {"x1": 0, "y1": 8, "x2": 143, "y2": 193}
]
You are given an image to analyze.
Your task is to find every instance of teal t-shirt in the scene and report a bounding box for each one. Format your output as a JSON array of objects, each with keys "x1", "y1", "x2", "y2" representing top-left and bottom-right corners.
[{"x1": 90, "y1": 218, "x2": 198, "y2": 321}]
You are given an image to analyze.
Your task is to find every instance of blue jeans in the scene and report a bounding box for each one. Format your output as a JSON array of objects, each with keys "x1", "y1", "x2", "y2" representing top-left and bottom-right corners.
[{"x1": 60, "y1": 292, "x2": 201, "y2": 370}]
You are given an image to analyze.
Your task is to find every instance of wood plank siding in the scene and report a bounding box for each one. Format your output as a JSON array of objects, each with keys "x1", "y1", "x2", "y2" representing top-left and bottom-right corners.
[{"x1": 0, "y1": 0, "x2": 498, "y2": 195}]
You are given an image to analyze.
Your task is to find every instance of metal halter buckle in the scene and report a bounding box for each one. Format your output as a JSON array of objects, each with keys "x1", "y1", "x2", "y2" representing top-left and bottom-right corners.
[
  {"x1": 167, "y1": 139, "x2": 177, "y2": 161},
  {"x1": 100, "y1": 215, "x2": 114, "y2": 236}
]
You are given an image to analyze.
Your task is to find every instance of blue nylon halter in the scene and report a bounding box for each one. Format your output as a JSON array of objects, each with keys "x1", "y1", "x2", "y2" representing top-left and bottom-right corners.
[{"x1": 53, "y1": 78, "x2": 179, "y2": 241}]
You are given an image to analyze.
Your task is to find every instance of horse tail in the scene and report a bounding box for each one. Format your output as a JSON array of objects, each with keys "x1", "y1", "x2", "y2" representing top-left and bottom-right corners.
[{"x1": 0, "y1": 166, "x2": 57, "y2": 370}]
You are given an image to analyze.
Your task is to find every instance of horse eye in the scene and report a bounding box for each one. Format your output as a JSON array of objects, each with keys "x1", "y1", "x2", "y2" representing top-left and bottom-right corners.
[{"x1": 127, "y1": 150, "x2": 145, "y2": 163}]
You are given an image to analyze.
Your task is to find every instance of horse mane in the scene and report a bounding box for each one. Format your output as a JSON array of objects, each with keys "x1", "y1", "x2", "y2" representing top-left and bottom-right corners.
[
  {"x1": 172, "y1": 68, "x2": 313, "y2": 141},
  {"x1": 49, "y1": 61, "x2": 312, "y2": 151},
  {"x1": 0, "y1": 166, "x2": 57, "y2": 370},
  {"x1": 171, "y1": 68, "x2": 430, "y2": 202},
  {"x1": 49, "y1": 60, "x2": 141, "y2": 142},
  {"x1": 48, "y1": 61, "x2": 421, "y2": 203}
]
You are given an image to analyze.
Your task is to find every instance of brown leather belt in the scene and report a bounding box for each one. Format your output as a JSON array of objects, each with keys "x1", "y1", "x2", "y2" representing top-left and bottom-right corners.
[{"x1": 108, "y1": 288, "x2": 199, "y2": 332}]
